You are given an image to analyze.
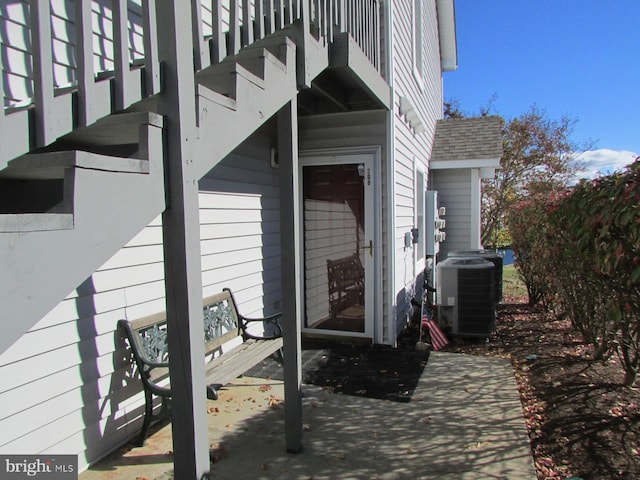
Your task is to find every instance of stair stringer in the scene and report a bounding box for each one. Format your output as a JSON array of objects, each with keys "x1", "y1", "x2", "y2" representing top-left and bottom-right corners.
[
  {"x1": 194, "y1": 36, "x2": 300, "y2": 179},
  {"x1": 0, "y1": 114, "x2": 166, "y2": 356}
]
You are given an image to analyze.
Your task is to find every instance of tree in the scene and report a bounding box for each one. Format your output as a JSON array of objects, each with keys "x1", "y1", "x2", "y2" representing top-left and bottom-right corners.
[{"x1": 481, "y1": 106, "x2": 585, "y2": 247}]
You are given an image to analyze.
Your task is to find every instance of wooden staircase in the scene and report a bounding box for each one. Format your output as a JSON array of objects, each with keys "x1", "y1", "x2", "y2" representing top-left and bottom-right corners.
[
  {"x1": 0, "y1": 0, "x2": 383, "y2": 356},
  {"x1": 0, "y1": 112, "x2": 165, "y2": 355},
  {"x1": 195, "y1": 34, "x2": 301, "y2": 178}
]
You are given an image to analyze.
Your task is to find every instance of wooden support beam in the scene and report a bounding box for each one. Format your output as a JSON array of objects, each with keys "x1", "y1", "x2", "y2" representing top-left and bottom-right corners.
[
  {"x1": 155, "y1": 0, "x2": 210, "y2": 478},
  {"x1": 277, "y1": 98, "x2": 304, "y2": 454}
]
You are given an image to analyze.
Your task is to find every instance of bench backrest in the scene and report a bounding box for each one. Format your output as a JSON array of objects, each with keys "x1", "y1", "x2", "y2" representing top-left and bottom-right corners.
[
  {"x1": 123, "y1": 290, "x2": 242, "y2": 366},
  {"x1": 327, "y1": 254, "x2": 364, "y2": 293}
]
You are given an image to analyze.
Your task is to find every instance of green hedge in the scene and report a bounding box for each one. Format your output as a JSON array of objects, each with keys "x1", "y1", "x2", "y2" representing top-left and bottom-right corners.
[{"x1": 507, "y1": 158, "x2": 640, "y2": 386}]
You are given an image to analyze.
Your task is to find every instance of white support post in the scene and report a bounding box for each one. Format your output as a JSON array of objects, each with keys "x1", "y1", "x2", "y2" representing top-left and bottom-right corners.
[
  {"x1": 278, "y1": 98, "x2": 304, "y2": 454},
  {"x1": 30, "y1": 0, "x2": 55, "y2": 147},
  {"x1": 156, "y1": 0, "x2": 210, "y2": 478},
  {"x1": 471, "y1": 168, "x2": 482, "y2": 249}
]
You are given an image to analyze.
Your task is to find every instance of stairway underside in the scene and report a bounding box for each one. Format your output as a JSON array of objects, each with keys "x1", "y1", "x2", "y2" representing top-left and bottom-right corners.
[{"x1": 0, "y1": 28, "x2": 317, "y2": 356}]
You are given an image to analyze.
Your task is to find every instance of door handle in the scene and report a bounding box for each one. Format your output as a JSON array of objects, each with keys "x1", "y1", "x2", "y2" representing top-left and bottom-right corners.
[{"x1": 359, "y1": 240, "x2": 373, "y2": 259}]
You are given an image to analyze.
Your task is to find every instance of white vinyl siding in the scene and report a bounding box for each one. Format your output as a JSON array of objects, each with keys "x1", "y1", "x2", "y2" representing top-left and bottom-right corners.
[
  {"x1": 431, "y1": 169, "x2": 473, "y2": 259},
  {"x1": 391, "y1": 0, "x2": 443, "y2": 337},
  {"x1": 199, "y1": 132, "x2": 282, "y2": 318},
  {"x1": 0, "y1": 216, "x2": 164, "y2": 469}
]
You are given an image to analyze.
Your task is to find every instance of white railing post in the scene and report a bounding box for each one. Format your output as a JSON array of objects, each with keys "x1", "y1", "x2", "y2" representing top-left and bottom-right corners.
[
  {"x1": 285, "y1": 0, "x2": 293, "y2": 24},
  {"x1": 229, "y1": 0, "x2": 241, "y2": 55},
  {"x1": 75, "y1": 0, "x2": 95, "y2": 127},
  {"x1": 211, "y1": 0, "x2": 226, "y2": 62},
  {"x1": 114, "y1": 0, "x2": 131, "y2": 110},
  {"x1": 266, "y1": 0, "x2": 276, "y2": 34},
  {"x1": 30, "y1": 0, "x2": 55, "y2": 147},
  {"x1": 255, "y1": 0, "x2": 265, "y2": 41},
  {"x1": 276, "y1": 0, "x2": 285, "y2": 29},
  {"x1": 374, "y1": 0, "x2": 380, "y2": 70},
  {"x1": 242, "y1": 0, "x2": 254, "y2": 47},
  {"x1": 143, "y1": 0, "x2": 162, "y2": 95},
  {"x1": 192, "y1": 0, "x2": 210, "y2": 70},
  {"x1": 337, "y1": 0, "x2": 345, "y2": 33}
]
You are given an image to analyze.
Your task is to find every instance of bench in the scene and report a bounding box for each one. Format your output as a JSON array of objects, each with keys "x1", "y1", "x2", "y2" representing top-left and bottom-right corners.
[
  {"x1": 118, "y1": 288, "x2": 283, "y2": 445},
  {"x1": 327, "y1": 253, "x2": 364, "y2": 318}
]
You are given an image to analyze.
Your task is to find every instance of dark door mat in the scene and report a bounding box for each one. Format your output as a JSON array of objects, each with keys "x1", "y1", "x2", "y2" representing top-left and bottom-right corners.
[{"x1": 244, "y1": 331, "x2": 429, "y2": 403}]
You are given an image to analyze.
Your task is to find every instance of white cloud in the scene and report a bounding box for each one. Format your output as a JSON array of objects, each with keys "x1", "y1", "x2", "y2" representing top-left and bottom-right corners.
[{"x1": 572, "y1": 149, "x2": 639, "y2": 181}]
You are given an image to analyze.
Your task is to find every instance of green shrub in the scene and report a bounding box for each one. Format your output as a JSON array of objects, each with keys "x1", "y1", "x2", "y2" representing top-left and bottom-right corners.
[{"x1": 507, "y1": 157, "x2": 640, "y2": 386}]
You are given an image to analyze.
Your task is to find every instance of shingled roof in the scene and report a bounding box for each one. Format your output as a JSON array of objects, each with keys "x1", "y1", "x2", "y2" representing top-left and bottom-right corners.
[{"x1": 431, "y1": 116, "x2": 503, "y2": 162}]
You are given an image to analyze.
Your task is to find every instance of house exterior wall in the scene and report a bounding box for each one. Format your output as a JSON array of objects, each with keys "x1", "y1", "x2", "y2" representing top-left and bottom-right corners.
[
  {"x1": 389, "y1": 0, "x2": 444, "y2": 339},
  {"x1": 299, "y1": 110, "x2": 390, "y2": 341},
  {"x1": 432, "y1": 168, "x2": 473, "y2": 259},
  {"x1": 0, "y1": 129, "x2": 281, "y2": 471},
  {"x1": 0, "y1": 0, "x2": 454, "y2": 470},
  {"x1": 0, "y1": 218, "x2": 163, "y2": 468}
]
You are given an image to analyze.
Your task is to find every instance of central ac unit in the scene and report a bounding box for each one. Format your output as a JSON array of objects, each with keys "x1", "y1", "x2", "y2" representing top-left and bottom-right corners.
[
  {"x1": 436, "y1": 257, "x2": 496, "y2": 337},
  {"x1": 448, "y1": 249, "x2": 504, "y2": 303}
]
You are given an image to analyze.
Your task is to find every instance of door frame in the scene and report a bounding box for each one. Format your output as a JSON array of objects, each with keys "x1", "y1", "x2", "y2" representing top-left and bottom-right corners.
[{"x1": 299, "y1": 146, "x2": 382, "y2": 342}]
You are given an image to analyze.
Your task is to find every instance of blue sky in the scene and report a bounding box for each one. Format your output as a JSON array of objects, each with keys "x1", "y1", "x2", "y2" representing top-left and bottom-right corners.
[{"x1": 445, "y1": 1, "x2": 640, "y2": 179}]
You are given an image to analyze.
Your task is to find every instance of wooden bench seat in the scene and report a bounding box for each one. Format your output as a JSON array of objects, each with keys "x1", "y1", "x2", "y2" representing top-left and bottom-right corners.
[
  {"x1": 327, "y1": 253, "x2": 365, "y2": 318},
  {"x1": 118, "y1": 288, "x2": 283, "y2": 445}
]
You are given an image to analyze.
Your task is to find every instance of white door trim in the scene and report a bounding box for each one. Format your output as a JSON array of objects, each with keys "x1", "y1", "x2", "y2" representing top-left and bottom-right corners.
[{"x1": 299, "y1": 146, "x2": 382, "y2": 342}]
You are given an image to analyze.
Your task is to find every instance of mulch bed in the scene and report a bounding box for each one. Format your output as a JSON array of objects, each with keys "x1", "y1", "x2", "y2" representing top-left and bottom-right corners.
[
  {"x1": 447, "y1": 294, "x2": 640, "y2": 480},
  {"x1": 247, "y1": 294, "x2": 640, "y2": 479}
]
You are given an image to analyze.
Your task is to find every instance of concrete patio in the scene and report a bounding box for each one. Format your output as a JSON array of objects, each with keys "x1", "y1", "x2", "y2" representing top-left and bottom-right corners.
[{"x1": 80, "y1": 351, "x2": 536, "y2": 480}]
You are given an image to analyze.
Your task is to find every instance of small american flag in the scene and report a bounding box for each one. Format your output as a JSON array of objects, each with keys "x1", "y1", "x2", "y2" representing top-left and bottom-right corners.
[{"x1": 421, "y1": 309, "x2": 449, "y2": 351}]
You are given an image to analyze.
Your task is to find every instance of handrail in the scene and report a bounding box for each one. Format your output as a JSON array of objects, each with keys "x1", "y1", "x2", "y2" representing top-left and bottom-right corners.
[{"x1": 0, "y1": 0, "x2": 381, "y2": 153}]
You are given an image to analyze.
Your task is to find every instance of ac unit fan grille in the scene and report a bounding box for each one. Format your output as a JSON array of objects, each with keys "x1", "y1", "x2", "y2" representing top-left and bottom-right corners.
[{"x1": 457, "y1": 268, "x2": 496, "y2": 335}]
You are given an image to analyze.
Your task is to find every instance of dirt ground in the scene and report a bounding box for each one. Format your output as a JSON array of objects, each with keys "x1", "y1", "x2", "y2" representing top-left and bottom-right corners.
[{"x1": 446, "y1": 294, "x2": 640, "y2": 480}]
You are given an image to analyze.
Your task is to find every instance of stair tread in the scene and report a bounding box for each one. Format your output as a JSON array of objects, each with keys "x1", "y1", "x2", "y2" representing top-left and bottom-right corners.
[
  {"x1": 1, "y1": 150, "x2": 149, "y2": 180},
  {"x1": 197, "y1": 60, "x2": 266, "y2": 97},
  {"x1": 62, "y1": 111, "x2": 163, "y2": 147}
]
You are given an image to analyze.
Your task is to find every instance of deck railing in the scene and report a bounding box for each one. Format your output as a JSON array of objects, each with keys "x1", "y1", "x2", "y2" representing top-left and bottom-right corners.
[{"x1": 0, "y1": 0, "x2": 381, "y2": 152}]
